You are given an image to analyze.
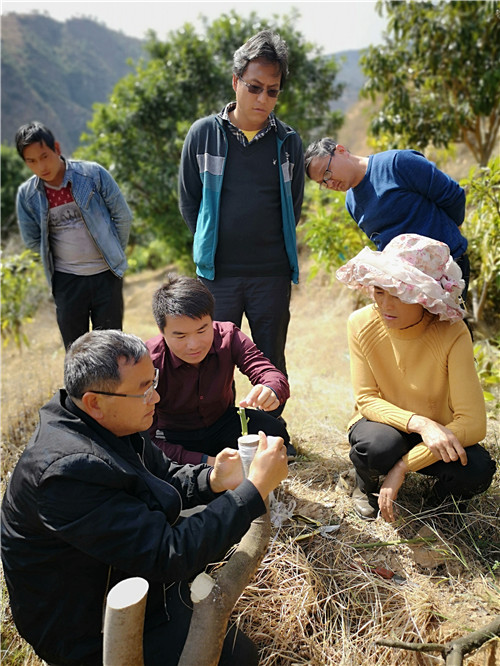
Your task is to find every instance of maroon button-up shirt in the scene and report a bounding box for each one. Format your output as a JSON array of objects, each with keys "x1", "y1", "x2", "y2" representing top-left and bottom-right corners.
[{"x1": 146, "y1": 321, "x2": 290, "y2": 463}]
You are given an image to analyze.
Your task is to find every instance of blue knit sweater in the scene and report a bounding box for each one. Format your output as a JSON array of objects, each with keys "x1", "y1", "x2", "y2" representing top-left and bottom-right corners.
[{"x1": 345, "y1": 150, "x2": 467, "y2": 258}]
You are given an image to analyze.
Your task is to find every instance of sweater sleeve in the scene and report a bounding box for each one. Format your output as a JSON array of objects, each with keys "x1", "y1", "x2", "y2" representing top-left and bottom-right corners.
[
  {"x1": 403, "y1": 325, "x2": 487, "y2": 472},
  {"x1": 395, "y1": 151, "x2": 465, "y2": 227}
]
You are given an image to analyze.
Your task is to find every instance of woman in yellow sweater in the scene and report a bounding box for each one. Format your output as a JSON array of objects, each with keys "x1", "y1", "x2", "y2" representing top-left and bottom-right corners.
[{"x1": 336, "y1": 234, "x2": 495, "y2": 522}]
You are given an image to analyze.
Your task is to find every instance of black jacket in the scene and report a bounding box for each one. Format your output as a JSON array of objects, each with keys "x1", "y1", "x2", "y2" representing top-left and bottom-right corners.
[{"x1": 1, "y1": 391, "x2": 264, "y2": 665}]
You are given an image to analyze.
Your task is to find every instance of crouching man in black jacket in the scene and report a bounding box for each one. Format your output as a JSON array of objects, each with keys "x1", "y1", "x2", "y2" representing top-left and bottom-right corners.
[{"x1": 1, "y1": 329, "x2": 288, "y2": 666}]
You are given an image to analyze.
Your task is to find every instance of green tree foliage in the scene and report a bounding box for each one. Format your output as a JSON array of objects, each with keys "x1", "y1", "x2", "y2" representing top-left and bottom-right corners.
[
  {"x1": 77, "y1": 9, "x2": 344, "y2": 261},
  {"x1": 0, "y1": 250, "x2": 45, "y2": 349},
  {"x1": 361, "y1": 1, "x2": 500, "y2": 166},
  {"x1": 460, "y1": 156, "x2": 500, "y2": 327},
  {"x1": 1, "y1": 144, "x2": 31, "y2": 242},
  {"x1": 300, "y1": 182, "x2": 373, "y2": 279}
]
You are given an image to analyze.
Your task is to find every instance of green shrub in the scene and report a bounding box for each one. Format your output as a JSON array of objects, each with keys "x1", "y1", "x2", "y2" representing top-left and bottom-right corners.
[
  {"x1": 474, "y1": 336, "x2": 500, "y2": 416},
  {"x1": 461, "y1": 156, "x2": 500, "y2": 328},
  {"x1": 0, "y1": 251, "x2": 45, "y2": 349},
  {"x1": 127, "y1": 238, "x2": 195, "y2": 276}
]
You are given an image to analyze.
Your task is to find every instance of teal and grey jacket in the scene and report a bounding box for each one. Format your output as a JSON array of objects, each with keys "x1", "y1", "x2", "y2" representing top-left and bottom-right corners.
[
  {"x1": 178, "y1": 112, "x2": 304, "y2": 283},
  {"x1": 16, "y1": 158, "x2": 132, "y2": 285}
]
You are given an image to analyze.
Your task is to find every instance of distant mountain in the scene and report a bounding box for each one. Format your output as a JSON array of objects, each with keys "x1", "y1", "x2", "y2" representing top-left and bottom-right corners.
[
  {"x1": 331, "y1": 49, "x2": 367, "y2": 113},
  {"x1": 1, "y1": 13, "x2": 365, "y2": 156},
  {"x1": 1, "y1": 12, "x2": 145, "y2": 155}
]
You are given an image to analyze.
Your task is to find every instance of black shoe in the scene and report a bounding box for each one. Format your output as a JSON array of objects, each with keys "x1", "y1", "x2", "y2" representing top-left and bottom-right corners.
[
  {"x1": 286, "y1": 443, "x2": 297, "y2": 461},
  {"x1": 352, "y1": 485, "x2": 378, "y2": 520}
]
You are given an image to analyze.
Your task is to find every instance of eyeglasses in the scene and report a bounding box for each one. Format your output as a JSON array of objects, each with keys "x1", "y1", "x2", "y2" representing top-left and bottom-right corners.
[
  {"x1": 90, "y1": 368, "x2": 159, "y2": 404},
  {"x1": 319, "y1": 146, "x2": 337, "y2": 189},
  {"x1": 238, "y1": 76, "x2": 281, "y2": 99}
]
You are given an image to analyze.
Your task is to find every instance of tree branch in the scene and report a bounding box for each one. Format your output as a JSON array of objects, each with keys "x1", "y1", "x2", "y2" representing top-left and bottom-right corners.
[
  {"x1": 376, "y1": 615, "x2": 500, "y2": 666},
  {"x1": 178, "y1": 503, "x2": 271, "y2": 666}
]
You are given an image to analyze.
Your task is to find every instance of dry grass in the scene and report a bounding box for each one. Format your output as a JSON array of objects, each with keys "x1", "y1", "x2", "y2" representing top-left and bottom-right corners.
[{"x1": 1, "y1": 262, "x2": 499, "y2": 665}]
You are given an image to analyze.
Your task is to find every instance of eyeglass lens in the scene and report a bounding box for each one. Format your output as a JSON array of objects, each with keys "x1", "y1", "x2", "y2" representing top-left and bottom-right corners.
[{"x1": 239, "y1": 77, "x2": 280, "y2": 98}]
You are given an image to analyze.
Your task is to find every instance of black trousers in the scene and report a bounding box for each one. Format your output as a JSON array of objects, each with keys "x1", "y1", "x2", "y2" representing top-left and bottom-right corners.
[
  {"x1": 52, "y1": 270, "x2": 124, "y2": 348},
  {"x1": 142, "y1": 581, "x2": 259, "y2": 666},
  {"x1": 349, "y1": 418, "x2": 496, "y2": 499},
  {"x1": 200, "y1": 275, "x2": 291, "y2": 378},
  {"x1": 160, "y1": 406, "x2": 290, "y2": 458},
  {"x1": 200, "y1": 274, "x2": 291, "y2": 417},
  {"x1": 455, "y1": 251, "x2": 470, "y2": 303}
]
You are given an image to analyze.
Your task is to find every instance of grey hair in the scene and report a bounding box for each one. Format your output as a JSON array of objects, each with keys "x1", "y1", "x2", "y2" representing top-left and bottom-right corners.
[
  {"x1": 64, "y1": 330, "x2": 148, "y2": 399},
  {"x1": 233, "y1": 30, "x2": 289, "y2": 87},
  {"x1": 304, "y1": 137, "x2": 338, "y2": 177}
]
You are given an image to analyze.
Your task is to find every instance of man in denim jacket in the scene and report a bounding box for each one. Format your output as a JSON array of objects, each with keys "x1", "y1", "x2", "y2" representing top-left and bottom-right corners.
[{"x1": 15, "y1": 121, "x2": 133, "y2": 347}]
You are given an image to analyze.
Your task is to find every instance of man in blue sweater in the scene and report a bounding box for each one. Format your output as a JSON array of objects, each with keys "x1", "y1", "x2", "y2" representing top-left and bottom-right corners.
[
  {"x1": 304, "y1": 139, "x2": 469, "y2": 296},
  {"x1": 179, "y1": 31, "x2": 304, "y2": 408}
]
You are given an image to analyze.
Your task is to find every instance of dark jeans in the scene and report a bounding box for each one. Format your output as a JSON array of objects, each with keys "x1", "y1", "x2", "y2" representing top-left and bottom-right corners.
[
  {"x1": 349, "y1": 418, "x2": 496, "y2": 499},
  {"x1": 161, "y1": 405, "x2": 290, "y2": 458},
  {"x1": 52, "y1": 270, "x2": 124, "y2": 348}
]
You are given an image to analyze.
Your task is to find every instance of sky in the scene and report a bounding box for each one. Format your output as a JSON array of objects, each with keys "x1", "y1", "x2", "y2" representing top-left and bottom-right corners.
[{"x1": 2, "y1": 1, "x2": 388, "y2": 53}]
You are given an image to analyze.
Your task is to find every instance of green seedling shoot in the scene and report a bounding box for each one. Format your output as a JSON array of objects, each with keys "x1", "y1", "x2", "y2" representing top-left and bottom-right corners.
[{"x1": 238, "y1": 407, "x2": 248, "y2": 436}]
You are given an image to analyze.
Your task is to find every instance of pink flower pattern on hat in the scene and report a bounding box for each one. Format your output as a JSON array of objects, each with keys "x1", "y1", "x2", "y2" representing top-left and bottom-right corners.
[{"x1": 336, "y1": 234, "x2": 465, "y2": 322}]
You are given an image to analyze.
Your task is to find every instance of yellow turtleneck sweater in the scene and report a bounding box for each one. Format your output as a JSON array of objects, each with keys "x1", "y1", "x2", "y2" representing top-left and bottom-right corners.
[{"x1": 347, "y1": 304, "x2": 487, "y2": 472}]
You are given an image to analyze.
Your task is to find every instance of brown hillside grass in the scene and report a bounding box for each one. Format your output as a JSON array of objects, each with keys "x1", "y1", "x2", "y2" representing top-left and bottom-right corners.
[{"x1": 1, "y1": 263, "x2": 499, "y2": 665}]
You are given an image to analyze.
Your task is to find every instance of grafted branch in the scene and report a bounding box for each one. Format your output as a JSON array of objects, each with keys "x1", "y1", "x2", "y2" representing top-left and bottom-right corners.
[{"x1": 178, "y1": 503, "x2": 271, "y2": 666}]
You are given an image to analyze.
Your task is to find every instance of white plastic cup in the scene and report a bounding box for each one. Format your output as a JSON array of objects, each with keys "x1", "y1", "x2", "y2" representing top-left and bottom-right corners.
[{"x1": 238, "y1": 434, "x2": 260, "y2": 477}]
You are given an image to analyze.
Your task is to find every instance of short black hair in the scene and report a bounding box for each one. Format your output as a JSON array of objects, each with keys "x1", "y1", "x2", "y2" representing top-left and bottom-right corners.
[
  {"x1": 304, "y1": 137, "x2": 338, "y2": 177},
  {"x1": 152, "y1": 274, "x2": 215, "y2": 332},
  {"x1": 15, "y1": 121, "x2": 58, "y2": 160},
  {"x1": 233, "y1": 30, "x2": 289, "y2": 88}
]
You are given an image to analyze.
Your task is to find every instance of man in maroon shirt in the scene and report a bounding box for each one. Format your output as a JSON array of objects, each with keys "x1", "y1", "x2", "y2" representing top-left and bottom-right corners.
[{"x1": 146, "y1": 274, "x2": 294, "y2": 464}]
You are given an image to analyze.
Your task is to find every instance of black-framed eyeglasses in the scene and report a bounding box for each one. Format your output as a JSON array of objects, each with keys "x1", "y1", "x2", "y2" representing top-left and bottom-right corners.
[
  {"x1": 90, "y1": 368, "x2": 159, "y2": 404},
  {"x1": 319, "y1": 146, "x2": 337, "y2": 189},
  {"x1": 238, "y1": 76, "x2": 281, "y2": 99}
]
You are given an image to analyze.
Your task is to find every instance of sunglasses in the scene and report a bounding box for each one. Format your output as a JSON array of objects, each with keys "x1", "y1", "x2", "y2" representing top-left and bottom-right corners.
[{"x1": 238, "y1": 76, "x2": 282, "y2": 99}]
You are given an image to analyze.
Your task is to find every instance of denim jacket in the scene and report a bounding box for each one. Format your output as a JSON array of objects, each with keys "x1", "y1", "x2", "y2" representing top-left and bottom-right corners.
[{"x1": 16, "y1": 158, "x2": 133, "y2": 285}]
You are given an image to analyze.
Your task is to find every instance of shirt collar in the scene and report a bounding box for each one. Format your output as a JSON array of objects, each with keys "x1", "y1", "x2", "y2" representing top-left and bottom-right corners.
[{"x1": 219, "y1": 102, "x2": 277, "y2": 143}]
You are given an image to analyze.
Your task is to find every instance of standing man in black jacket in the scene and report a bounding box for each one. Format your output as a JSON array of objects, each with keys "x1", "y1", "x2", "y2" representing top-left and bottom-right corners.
[
  {"x1": 179, "y1": 30, "x2": 304, "y2": 400},
  {"x1": 1, "y1": 329, "x2": 288, "y2": 666}
]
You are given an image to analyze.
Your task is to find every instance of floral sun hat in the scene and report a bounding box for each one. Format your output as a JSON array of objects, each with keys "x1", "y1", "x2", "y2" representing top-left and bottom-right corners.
[{"x1": 336, "y1": 234, "x2": 465, "y2": 322}]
